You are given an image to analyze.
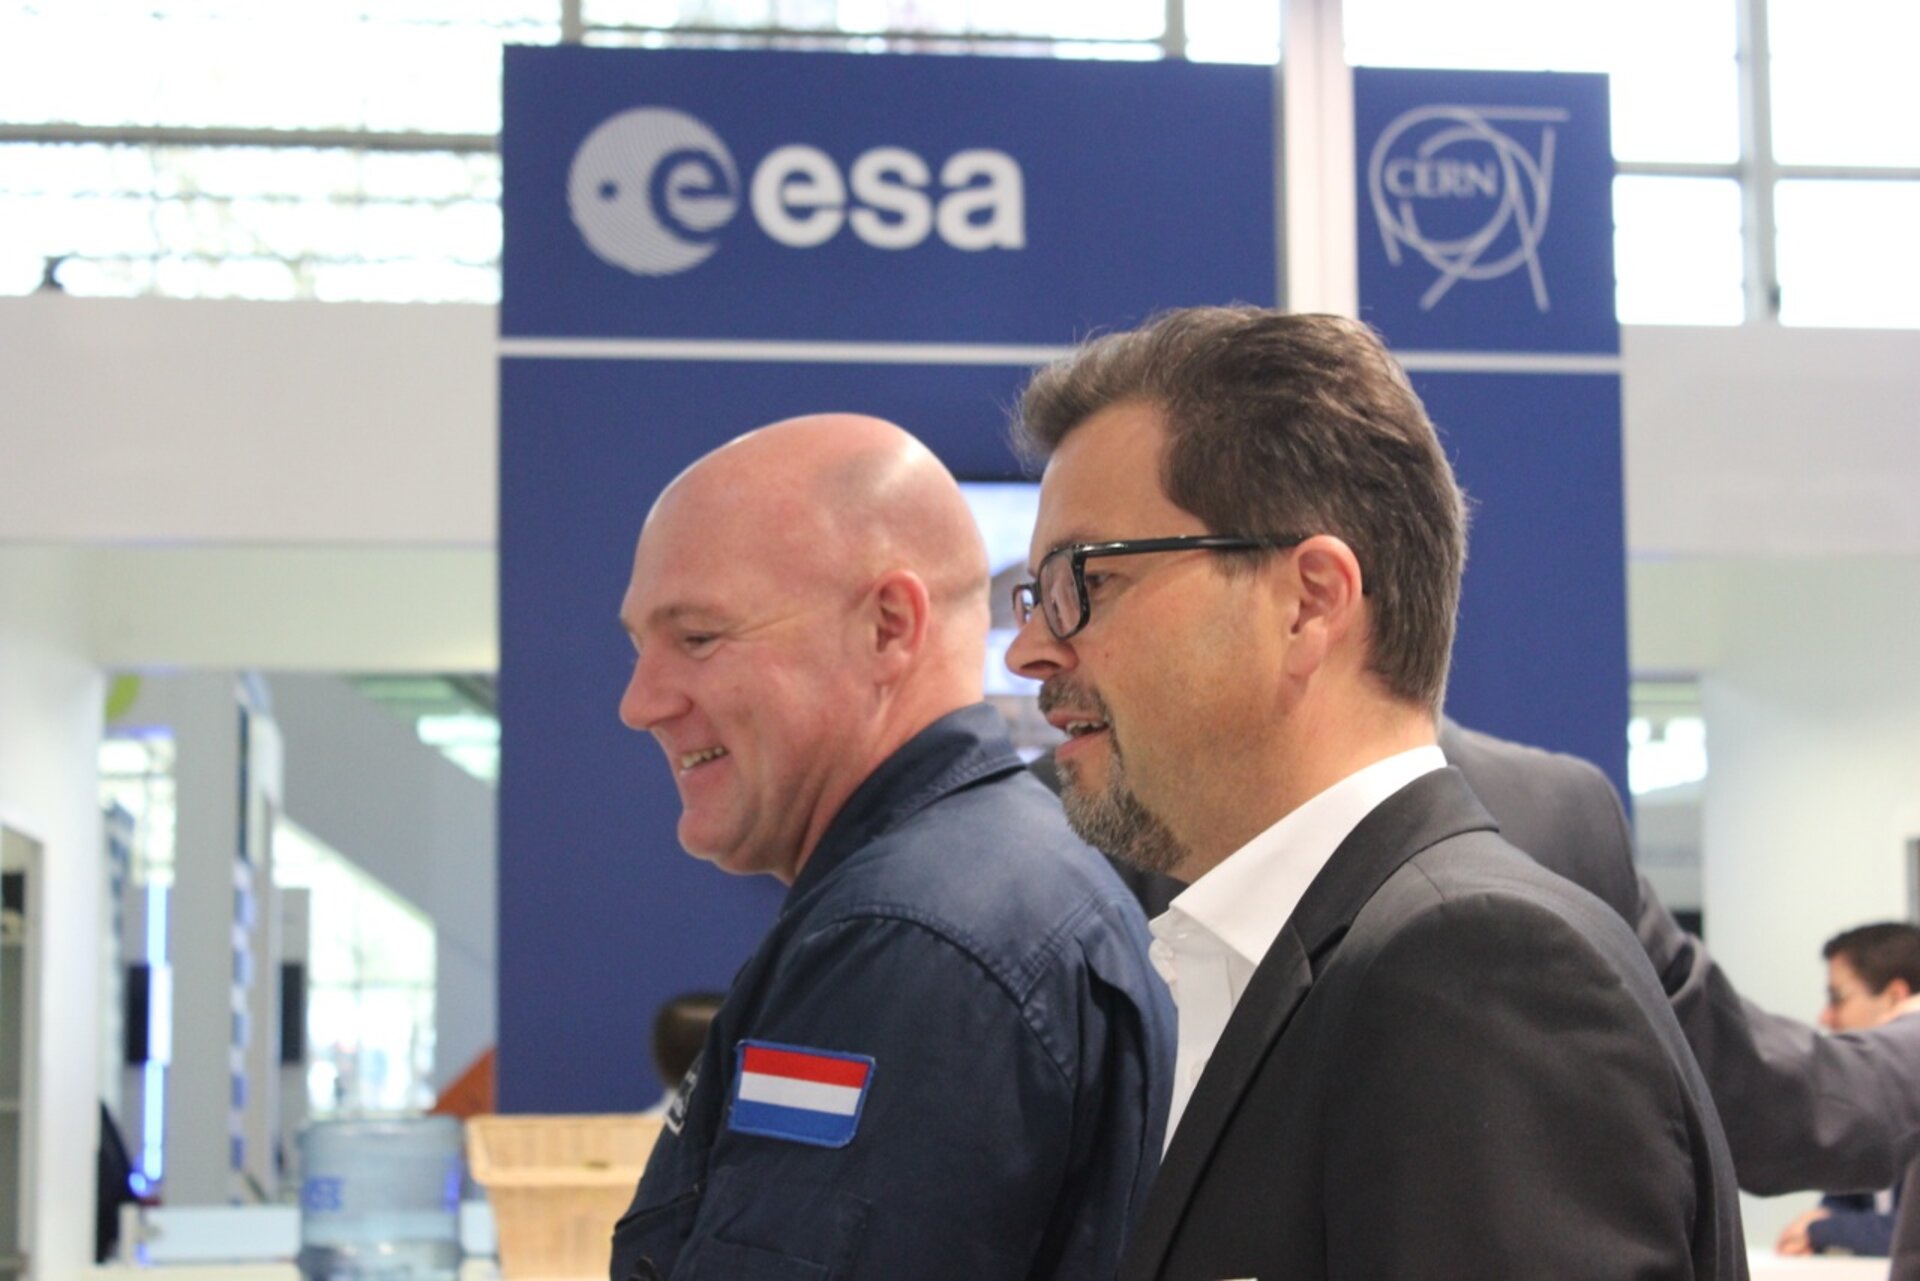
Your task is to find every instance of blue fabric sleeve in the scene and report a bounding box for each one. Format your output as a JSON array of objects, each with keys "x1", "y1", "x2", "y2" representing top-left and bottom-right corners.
[{"x1": 1809, "y1": 1195, "x2": 1896, "y2": 1257}]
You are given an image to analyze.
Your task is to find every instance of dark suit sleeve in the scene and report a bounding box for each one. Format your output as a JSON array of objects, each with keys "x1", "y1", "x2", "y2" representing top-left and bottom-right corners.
[
  {"x1": 1891, "y1": 1160, "x2": 1920, "y2": 1281},
  {"x1": 1639, "y1": 878, "x2": 1920, "y2": 1195},
  {"x1": 1322, "y1": 891, "x2": 1710, "y2": 1278},
  {"x1": 1446, "y1": 720, "x2": 1920, "y2": 1196}
]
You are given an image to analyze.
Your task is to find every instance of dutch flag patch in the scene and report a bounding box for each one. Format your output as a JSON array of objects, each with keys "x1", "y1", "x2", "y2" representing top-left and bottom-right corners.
[{"x1": 728, "y1": 1040, "x2": 875, "y2": 1149}]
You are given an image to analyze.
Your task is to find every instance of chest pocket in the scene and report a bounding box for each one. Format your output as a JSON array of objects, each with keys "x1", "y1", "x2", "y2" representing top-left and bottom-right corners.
[
  {"x1": 611, "y1": 1181, "x2": 702, "y2": 1281},
  {"x1": 674, "y1": 1164, "x2": 871, "y2": 1281}
]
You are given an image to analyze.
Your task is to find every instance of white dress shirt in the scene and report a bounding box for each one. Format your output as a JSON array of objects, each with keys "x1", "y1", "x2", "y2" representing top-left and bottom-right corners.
[{"x1": 1147, "y1": 746, "x2": 1446, "y2": 1145}]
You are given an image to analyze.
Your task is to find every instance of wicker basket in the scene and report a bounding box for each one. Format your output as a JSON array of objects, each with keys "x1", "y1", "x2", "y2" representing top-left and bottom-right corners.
[{"x1": 466, "y1": 1113, "x2": 664, "y2": 1279}]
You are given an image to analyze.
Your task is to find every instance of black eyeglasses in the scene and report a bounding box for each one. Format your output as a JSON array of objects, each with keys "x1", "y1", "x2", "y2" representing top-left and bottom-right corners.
[{"x1": 1011, "y1": 534, "x2": 1306, "y2": 640}]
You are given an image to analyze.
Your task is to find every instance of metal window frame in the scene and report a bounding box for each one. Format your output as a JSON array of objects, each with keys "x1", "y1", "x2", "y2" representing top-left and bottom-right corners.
[
  {"x1": 8, "y1": 0, "x2": 1920, "y2": 318},
  {"x1": 1613, "y1": 0, "x2": 1920, "y2": 323}
]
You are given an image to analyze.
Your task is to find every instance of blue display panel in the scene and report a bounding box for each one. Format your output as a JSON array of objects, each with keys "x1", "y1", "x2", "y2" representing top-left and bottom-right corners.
[
  {"x1": 1355, "y1": 67, "x2": 1618, "y2": 355},
  {"x1": 499, "y1": 46, "x2": 1280, "y2": 1112},
  {"x1": 1356, "y1": 66, "x2": 1629, "y2": 797},
  {"x1": 498, "y1": 52, "x2": 1627, "y2": 1114},
  {"x1": 1420, "y1": 370, "x2": 1629, "y2": 795},
  {"x1": 503, "y1": 46, "x2": 1277, "y2": 343},
  {"x1": 500, "y1": 355, "x2": 1056, "y2": 1110}
]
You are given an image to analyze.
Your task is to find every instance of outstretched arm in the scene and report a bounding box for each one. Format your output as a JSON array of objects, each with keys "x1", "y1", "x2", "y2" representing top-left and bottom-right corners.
[{"x1": 1639, "y1": 874, "x2": 1920, "y2": 1195}]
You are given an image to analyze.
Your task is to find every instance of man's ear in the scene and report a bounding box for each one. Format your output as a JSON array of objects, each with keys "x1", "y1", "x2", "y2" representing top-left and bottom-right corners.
[
  {"x1": 868, "y1": 569, "x2": 931, "y2": 675},
  {"x1": 1281, "y1": 535, "x2": 1366, "y2": 680},
  {"x1": 1885, "y1": 977, "x2": 1914, "y2": 1005}
]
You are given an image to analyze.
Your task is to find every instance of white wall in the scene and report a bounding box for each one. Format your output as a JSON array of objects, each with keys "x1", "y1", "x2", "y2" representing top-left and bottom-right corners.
[
  {"x1": 1622, "y1": 325, "x2": 1920, "y2": 559},
  {"x1": 0, "y1": 296, "x2": 496, "y2": 546},
  {"x1": 1698, "y1": 559, "x2": 1920, "y2": 1014}
]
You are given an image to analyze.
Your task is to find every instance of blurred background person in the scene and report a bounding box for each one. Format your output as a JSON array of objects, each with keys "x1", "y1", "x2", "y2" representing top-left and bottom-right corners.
[{"x1": 1777, "y1": 922, "x2": 1920, "y2": 1258}]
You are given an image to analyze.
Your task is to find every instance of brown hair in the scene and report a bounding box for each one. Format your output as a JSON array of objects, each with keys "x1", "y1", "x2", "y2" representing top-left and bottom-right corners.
[
  {"x1": 1825, "y1": 923, "x2": 1920, "y2": 994},
  {"x1": 1015, "y1": 307, "x2": 1467, "y2": 711}
]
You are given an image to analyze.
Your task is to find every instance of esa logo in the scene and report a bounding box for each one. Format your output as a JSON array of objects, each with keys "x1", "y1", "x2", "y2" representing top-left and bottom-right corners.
[{"x1": 568, "y1": 107, "x2": 1026, "y2": 277}]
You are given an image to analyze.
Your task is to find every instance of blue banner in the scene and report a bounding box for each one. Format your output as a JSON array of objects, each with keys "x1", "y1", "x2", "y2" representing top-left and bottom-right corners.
[
  {"x1": 1355, "y1": 67, "x2": 1629, "y2": 797},
  {"x1": 504, "y1": 46, "x2": 1278, "y2": 343},
  {"x1": 1421, "y1": 370, "x2": 1630, "y2": 784},
  {"x1": 499, "y1": 47, "x2": 1278, "y2": 1112},
  {"x1": 497, "y1": 53, "x2": 1628, "y2": 1114}
]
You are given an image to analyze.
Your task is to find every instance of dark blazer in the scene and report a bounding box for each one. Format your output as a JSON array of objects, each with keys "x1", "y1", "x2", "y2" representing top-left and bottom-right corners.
[
  {"x1": 1438, "y1": 721, "x2": 1920, "y2": 1199},
  {"x1": 1893, "y1": 1158, "x2": 1920, "y2": 1281},
  {"x1": 1120, "y1": 767, "x2": 1747, "y2": 1280}
]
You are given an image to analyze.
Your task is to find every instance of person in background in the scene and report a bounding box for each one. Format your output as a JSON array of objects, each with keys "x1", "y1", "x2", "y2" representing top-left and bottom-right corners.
[
  {"x1": 609, "y1": 413, "x2": 1172, "y2": 1281},
  {"x1": 642, "y1": 992, "x2": 723, "y2": 1115},
  {"x1": 1776, "y1": 922, "x2": 1920, "y2": 1257}
]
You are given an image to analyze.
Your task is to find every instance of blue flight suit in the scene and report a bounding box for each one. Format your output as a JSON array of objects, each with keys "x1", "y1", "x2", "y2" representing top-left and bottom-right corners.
[{"x1": 609, "y1": 704, "x2": 1175, "y2": 1281}]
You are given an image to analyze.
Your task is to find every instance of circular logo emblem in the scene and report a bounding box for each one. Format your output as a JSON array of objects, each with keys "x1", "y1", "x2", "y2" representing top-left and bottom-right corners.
[
  {"x1": 568, "y1": 108, "x2": 740, "y2": 277},
  {"x1": 1366, "y1": 105, "x2": 1563, "y2": 312}
]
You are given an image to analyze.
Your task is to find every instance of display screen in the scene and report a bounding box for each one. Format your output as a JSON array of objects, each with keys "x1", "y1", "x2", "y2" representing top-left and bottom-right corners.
[{"x1": 959, "y1": 480, "x2": 1060, "y2": 759}]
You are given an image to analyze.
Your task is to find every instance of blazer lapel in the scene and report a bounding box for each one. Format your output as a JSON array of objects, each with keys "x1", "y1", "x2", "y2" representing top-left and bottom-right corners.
[
  {"x1": 1122, "y1": 924, "x2": 1313, "y2": 1281},
  {"x1": 1121, "y1": 768, "x2": 1498, "y2": 1281}
]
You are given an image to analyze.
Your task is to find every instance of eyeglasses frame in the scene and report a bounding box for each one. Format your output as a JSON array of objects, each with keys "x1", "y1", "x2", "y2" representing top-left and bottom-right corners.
[{"x1": 1012, "y1": 533, "x2": 1308, "y2": 641}]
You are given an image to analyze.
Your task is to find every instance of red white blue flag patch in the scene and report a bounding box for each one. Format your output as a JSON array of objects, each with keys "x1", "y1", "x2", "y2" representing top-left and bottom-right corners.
[{"x1": 728, "y1": 1040, "x2": 875, "y2": 1149}]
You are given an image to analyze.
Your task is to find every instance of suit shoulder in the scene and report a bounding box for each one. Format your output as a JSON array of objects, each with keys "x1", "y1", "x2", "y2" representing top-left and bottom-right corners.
[
  {"x1": 1364, "y1": 832, "x2": 1645, "y2": 965},
  {"x1": 1442, "y1": 721, "x2": 1615, "y2": 801},
  {"x1": 1438, "y1": 724, "x2": 1638, "y2": 919}
]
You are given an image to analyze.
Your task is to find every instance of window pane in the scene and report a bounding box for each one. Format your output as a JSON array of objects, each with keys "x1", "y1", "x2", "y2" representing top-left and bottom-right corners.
[
  {"x1": 0, "y1": 2, "x2": 556, "y2": 134},
  {"x1": 1185, "y1": 0, "x2": 1278, "y2": 65},
  {"x1": 1, "y1": 142, "x2": 501, "y2": 303},
  {"x1": 1344, "y1": 0, "x2": 1737, "y2": 163},
  {"x1": 1613, "y1": 175, "x2": 1744, "y2": 325},
  {"x1": 1776, "y1": 180, "x2": 1920, "y2": 328},
  {"x1": 1770, "y1": 0, "x2": 1920, "y2": 167},
  {"x1": 584, "y1": 0, "x2": 1165, "y2": 40}
]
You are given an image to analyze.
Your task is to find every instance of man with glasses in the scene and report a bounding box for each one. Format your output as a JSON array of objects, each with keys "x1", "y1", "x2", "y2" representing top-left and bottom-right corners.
[
  {"x1": 608, "y1": 413, "x2": 1172, "y2": 1281},
  {"x1": 1005, "y1": 306, "x2": 1746, "y2": 1279}
]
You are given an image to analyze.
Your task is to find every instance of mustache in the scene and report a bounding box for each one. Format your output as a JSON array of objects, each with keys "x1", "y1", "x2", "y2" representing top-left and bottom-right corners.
[{"x1": 1037, "y1": 677, "x2": 1110, "y2": 721}]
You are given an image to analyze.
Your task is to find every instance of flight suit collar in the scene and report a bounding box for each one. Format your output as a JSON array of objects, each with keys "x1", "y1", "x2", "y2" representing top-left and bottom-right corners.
[{"x1": 785, "y1": 702, "x2": 1025, "y2": 908}]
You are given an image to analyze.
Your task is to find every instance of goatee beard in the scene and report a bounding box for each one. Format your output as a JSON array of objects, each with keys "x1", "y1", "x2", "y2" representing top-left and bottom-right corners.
[{"x1": 1041, "y1": 681, "x2": 1189, "y2": 876}]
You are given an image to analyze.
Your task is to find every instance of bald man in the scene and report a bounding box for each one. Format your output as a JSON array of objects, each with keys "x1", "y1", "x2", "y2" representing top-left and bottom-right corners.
[{"x1": 609, "y1": 416, "x2": 1174, "y2": 1281}]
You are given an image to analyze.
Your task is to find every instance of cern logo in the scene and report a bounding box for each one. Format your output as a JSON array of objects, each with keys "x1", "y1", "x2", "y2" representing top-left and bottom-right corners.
[{"x1": 1366, "y1": 104, "x2": 1568, "y2": 312}]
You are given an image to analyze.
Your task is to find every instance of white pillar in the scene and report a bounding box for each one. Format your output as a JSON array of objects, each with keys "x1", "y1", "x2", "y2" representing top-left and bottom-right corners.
[
  {"x1": 128, "y1": 674, "x2": 282, "y2": 1205},
  {"x1": 1276, "y1": 0, "x2": 1358, "y2": 317},
  {"x1": 0, "y1": 548, "x2": 106, "y2": 1278}
]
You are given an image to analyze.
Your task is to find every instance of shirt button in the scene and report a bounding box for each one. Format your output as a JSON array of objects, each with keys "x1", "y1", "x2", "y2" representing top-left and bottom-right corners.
[{"x1": 1187, "y1": 1063, "x2": 1205, "y2": 1082}]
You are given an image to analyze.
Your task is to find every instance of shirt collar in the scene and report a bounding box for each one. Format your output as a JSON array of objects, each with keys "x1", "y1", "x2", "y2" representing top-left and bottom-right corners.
[
  {"x1": 1153, "y1": 745, "x2": 1447, "y2": 970},
  {"x1": 784, "y1": 702, "x2": 1024, "y2": 907}
]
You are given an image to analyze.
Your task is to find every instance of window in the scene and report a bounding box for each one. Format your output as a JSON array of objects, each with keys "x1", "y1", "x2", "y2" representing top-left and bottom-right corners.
[
  {"x1": 1775, "y1": 180, "x2": 1920, "y2": 328},
  {"x1": 1346, "y1": 0, "x2": 1743, "y2": 326},
  {"x1": 1613, "y1": 175, "x2": 1745, "y2": 325},
  {"x1": 0, "y1": 1, "x2": 536, "y2": 300},
  {"x1": 276, "y1": 820, "x2": 438, "y2": 1118},
  {"x1": 1768, "y1": 0, "x2": 1920, "y2": 168},
  {"x1": 4, "y1": 0, "x2": 1915, "y2": 326},
  {"x1": 1, "y1": 141, "x2": 499, "y2": 300}
]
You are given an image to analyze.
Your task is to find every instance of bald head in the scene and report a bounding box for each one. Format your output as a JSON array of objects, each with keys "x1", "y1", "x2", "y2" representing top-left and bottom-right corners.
[
  {"x1": 649, "y1": 413, "x2": 990, "y2": 658},
  {"x1": 619, "y1": 414, "x2": 992, "y2": 882}
]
